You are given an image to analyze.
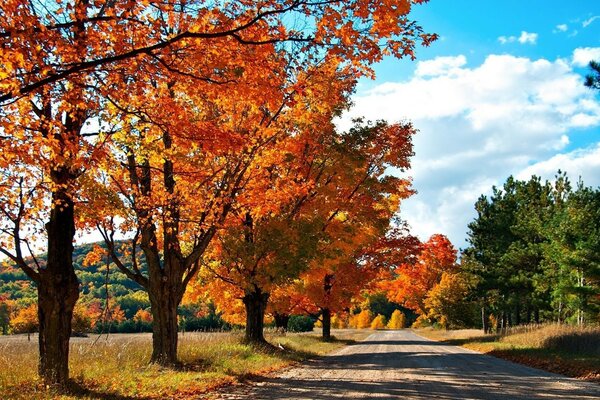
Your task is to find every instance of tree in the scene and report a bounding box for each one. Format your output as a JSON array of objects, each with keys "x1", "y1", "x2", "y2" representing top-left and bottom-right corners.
[
  {"x1": 11, "y1": 303, "x2": 38, "y2": 340},
  {"x1": 351, "y1": 309, "x2": 373, "y2": 329},
  {"x1": 386, "y1": 234, "x2": 458, "y2": 316},
  {"x1": 0, "y1": 44, "x2": 105, "y2": 384},
  {"x1": 370, "y1": 314, "x2": 386, "y2": 329},
  {"x1": 424, "y1": 272, "x2": 471, "y2": 329},
  {"x1": 544, "y1": 181, "x2": 600, "y2": 324},
  {"x1": 464, "y1": 176, "x2": 551, "y2": 329},
  {"x1": 464, "y1": 172, "x2": 600, "y2": 327},
  {"x1": 585, "y1": 61, "x2": 600, "y2": 90},
  {"x1": 387, "y1": 309, "x2": 406, "y2": 330}
]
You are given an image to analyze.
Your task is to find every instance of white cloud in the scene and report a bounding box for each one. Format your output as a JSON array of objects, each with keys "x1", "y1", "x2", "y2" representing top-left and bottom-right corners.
[
  {"x1": 498, "y1": 31, "x2": 538, "y2": 45},
  {"x1": 340, "y1": 51, "x2": 600, "y2": 248},
  {"x1": 572, "y1": 47, "x2": 600, "y2": 67},
  {"x1": 498, "y1": 35, "x2": 516, "y2": 45},
  {"x1": 518, "y1": 31, "x2": 538, "y2": 44},
  {"x1": 554, "y1": 24, "x2": 568, "y2": 33},
  {"x1": 415, "y1": 55, "x2": 467, "y2": 77},
  {"x1": 583, "y1": 15, "x2": 600, "y2": 28},
  {"x1": 516, "y1": 144, "x2": 600, "y2": 188}
]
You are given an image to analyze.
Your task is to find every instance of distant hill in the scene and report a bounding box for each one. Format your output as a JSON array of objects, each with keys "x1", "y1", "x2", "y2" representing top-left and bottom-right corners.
[{"x1": 0, "y1": 242, "x2": 228, "y2": 333}]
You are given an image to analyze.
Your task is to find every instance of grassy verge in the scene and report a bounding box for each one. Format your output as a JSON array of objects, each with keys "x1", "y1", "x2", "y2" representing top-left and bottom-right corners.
[
  {"x1": 0, "y1": 329, "x2": 370, "y2": 399},
  {"x1": 415, "y1": 325, "x2": 600, "y2": 383}
]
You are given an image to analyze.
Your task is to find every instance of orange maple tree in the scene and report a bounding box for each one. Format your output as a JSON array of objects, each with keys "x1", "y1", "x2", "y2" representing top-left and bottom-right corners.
[{"x1": 385, "y1": 234, "x2": 458, "y2": 317}]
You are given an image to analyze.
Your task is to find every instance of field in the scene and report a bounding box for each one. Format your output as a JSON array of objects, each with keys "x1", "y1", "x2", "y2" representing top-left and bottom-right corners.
[
  {"x1": 416, "y1": 324, "x2": 600, "y2": 382},
  {"x1": 0, "y1": 329, "x2": 371, "y2": 400}
]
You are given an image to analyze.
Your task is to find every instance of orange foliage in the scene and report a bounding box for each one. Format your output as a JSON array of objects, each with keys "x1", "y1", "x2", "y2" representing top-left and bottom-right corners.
[
  {"x1": 350, "y1": 309, "x2": 373, "y2": 329},
  {"x1": 11, "y1": 303, "x2": 38, "y2": 334},
  {"x1": 385, "y1": 234, "x2": 458, "y2": 315},
  {"x1": 133, "y1": 309, "x2": 153, "y2": 323}
]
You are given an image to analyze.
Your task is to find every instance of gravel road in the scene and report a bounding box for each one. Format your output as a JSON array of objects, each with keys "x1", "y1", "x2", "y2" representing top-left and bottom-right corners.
[{"x1": 213, "y1": 330, "x2": 600, "y2": 400}]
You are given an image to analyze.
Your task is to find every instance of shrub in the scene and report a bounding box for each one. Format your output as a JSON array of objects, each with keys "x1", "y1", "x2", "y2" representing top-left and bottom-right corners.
[
  {"x1": 287, "y1": 315, "x2": 315, "y2": 332},
  {"x1": 387, "y1": 310, "x2": 406, "y2": 329},
  {"x1": 370, "y1": 314, "x2": 386, "y2": 330}
]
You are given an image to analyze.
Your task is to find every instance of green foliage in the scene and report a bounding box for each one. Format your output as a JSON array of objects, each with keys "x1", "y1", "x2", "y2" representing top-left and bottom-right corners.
[
  {"x1": 585, "y1": 60, "x2": 600, "y2": 90},
  {"x1": 365, "y1": 292, "x2": 417, "y2": 326},
  {"x1": 287, "y1": 315, "x2": 315, "y2": 332},
  {"x1": 464, "y1": 172, "x2": 600, "y2": 326}
]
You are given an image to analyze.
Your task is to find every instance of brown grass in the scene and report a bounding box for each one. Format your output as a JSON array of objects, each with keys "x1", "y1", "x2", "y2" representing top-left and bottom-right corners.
[
  {"x1": 0, "y1": 329, "x2": 371, "y2": 399},
  {"x1": 415, "y1": 324, "x2": 600, "y2": 382}
]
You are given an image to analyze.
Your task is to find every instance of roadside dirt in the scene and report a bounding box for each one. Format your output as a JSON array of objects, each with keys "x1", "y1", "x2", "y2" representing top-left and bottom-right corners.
[{"x1": 211, "y1": 330, "x2": 600, "y2": 399}]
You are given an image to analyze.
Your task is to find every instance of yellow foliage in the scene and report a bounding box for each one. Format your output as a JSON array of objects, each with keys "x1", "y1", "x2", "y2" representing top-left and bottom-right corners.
[
  {"x1": 350, "y1": 309, "x2": 373, "y2": 329},
  {"x1": 424, "y1": 272, "x2": 470, "y2": 329},
  {"x1": 370, "y1": 314, "x2": 386, "y2": 330},
  {"x1": 386, "y1": 309, "x2": 406, "y2": 329},
  {"x1": 331, "y1": 313, "x2": 348, "y2": 329}
]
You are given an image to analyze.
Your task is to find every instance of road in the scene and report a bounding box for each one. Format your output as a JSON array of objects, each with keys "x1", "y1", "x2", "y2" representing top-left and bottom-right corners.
[{"x1": 212, "y1": 330, "x2": 600, "y2": 400}]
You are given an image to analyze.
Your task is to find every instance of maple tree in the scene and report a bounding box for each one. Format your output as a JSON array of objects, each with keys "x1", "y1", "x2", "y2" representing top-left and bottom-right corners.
[
  {"x1": 10, "y1": 303, "x2": 38, "y2": 339},
  {"x1": 291, "y1": 121, "x2": 419, "y2": 340},
  {"x1": 0, "y1": 23, "x2": 108, "y2": 383},
  {"x1": 198, "y1": 61, "x2": 351, "y2": 343},
  {"x1": 202, "y1": 119, "x2": 417, "y2": 342},
  {"x1": 385, "y1": 234, "x2": 458, "y2": 317}
]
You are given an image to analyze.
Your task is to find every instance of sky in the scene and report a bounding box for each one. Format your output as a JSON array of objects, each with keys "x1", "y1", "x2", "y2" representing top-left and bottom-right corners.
[{"x1": 339, "y1": 0, "x2": 600, "y2": 250}]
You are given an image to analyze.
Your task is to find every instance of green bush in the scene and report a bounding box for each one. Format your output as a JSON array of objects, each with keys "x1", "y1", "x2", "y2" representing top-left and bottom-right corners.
[{"x1": 287, "y1": 315, "x2": 315, "y2": 332}]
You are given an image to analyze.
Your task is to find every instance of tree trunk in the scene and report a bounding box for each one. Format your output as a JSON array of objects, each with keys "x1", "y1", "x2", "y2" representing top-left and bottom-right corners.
[
  {"x1": 149, "y1": 287, "x2": 180, "y2": 365},
  {"x1": 274, "y1": 313, "x2": 289, "y2": 331},
  {"x1": 38, "y1": 188, "x2": 79, "y2": 385},
  {"x1": 481, "y1": 306, "x2": 489, "y2": 334},
  {"x1": 322, "y1": 308, "x2": 331, "y2": 341},
  {"x1": 243, "y1": 289, "x2": 269, "y2": 344}
]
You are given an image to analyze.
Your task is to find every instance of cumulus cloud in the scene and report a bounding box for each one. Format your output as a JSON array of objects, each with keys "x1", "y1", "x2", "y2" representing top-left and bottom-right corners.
[
  {"x1": 339, "y1": 50, "x2": 600, "y2": 248},
  {"x1": 516, "y1": 144, "x2": 600, "y2": 188},
  {"x1": 518, "y1": 31, "x2": 538, "y2": 44},
  {"x1": 572, "y1": 47, "x2": 600, "y2": 67},
  {"x1": 415, "y1": 55, "x2": 467, "y2": 77},
  {"x1": 498, "y1": 31, "x2": 538, "y2": 45}
]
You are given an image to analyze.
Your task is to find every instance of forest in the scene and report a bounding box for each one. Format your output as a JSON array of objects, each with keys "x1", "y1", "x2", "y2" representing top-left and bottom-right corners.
[{"x1": 0, "y1": 0, "x2": 599, "y2": 397}]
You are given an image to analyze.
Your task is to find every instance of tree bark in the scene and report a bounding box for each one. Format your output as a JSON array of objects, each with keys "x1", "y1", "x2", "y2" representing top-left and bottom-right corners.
[
  {"x1": 148, "y1": 282, "x2": 180, "y2": 365},
  {"x1": 243, "y1": 289, "x2": 269, "y2": 344},
  {"x1": 481, "y1": 306, "x2": 489, "y2": 334},
  {"x1": 322, "y1": 308, "x2": 331, "y2": 341},
  {"x1": 38, "y1": 187, "x2": 79, "y2": 385}
]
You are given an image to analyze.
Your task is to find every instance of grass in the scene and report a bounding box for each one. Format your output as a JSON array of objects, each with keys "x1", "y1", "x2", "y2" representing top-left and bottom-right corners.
[
  {"x1": 415, "y1": 324, "x2": 600, "y2": 382},
  {"x1": 0, "y1": 329, "x2": 371, "y2": 399}
]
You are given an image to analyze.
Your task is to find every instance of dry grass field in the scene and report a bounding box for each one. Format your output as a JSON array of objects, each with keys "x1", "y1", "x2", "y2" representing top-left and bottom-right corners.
[
  {"x1": 416, "y1": 324, "x2": 600, "y2": 382},
  {"x1": 0, "y1": 329, "x2": 371, "y2": 399}
]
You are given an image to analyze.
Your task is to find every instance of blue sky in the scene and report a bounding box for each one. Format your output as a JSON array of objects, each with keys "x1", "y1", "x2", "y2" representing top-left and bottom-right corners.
[{"x1": 340, "y1": 0, "x2": 600, "y2": 250}]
